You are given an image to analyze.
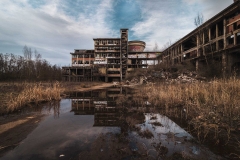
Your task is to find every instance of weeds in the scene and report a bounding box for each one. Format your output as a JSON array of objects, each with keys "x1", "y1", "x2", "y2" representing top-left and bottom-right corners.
[
  {"x1": 6, "y1": 82, "x2": 62, "y2": 112},
  {"x1": 134, "y1": 76, "x2": 240, "y2": 156}
]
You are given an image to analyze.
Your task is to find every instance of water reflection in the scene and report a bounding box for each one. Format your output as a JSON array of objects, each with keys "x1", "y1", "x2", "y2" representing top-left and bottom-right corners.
[
  {"x1": 1, "y1": 87, "x2": 224, "y2": 160},
  {"x1": 69, "y1": 87, "x2": 131, "y2": 127}
]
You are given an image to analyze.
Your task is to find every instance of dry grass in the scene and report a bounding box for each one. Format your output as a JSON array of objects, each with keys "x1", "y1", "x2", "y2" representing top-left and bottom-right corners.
[
  {"x1": 4, "y1": 82, "x2": 62, "y2": 112},
  {"x1": 136, "y1": 77, "x2": 240, "y2": 147},
  {"x1": 0, "y1": 81, "x2": 110, "y2": 113},
  {"x1": 142, "y1": 77, "x2": 240, "y2": 114}
]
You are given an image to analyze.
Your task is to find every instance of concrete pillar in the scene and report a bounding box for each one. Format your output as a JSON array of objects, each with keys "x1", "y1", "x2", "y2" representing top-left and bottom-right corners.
[
  {"x1": 223, "y1": 19, "x2": 227, "y2": 49},
  {"x1": 170, "y1": 48, "x2": 173, "y2": 65},
  {"x1": 216, "y1": 24, "x2": 219, "y2": 51},
  {"x1": 209, "y1": 28, "x2": 211, "y2": 40},
  {"x1": 196, "y1": 59, "x2": 199, "y2": 71},
  {"x1": 197, "y1": 35, "x2": 199, "y2": 46},
  {"x1": 68, "y1": 68, "x2": 70, "y2": 82},
  {"x1": 202, "y1": 32, "x2": 205, "y2": 44},
  {"x1": 180, "y1": 44, "x2": 183, "y2": 60},
  {"x1": 234, "y1": 33, "x2": 237, "y2": 45},
  {"x1": 83, "y1": 55, "x2": 84, "y2": 67},
  {"x1": 76, "y1": 55, "x2": 78, "y2": 66},
  {"x1": 202, "y1": 32, "x2": 205, "y2": 55},
  {"x1": 76, "y1": 68, "x2": 78, "y2": 81},
  {"x1": 197, "y1": 35, "x2": 200, "y2": 56}
]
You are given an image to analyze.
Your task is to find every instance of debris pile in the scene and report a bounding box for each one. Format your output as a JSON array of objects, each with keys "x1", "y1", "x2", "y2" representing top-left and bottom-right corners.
[{"x1": 125, "y1": 69, "x2": 206, "y2": 85}]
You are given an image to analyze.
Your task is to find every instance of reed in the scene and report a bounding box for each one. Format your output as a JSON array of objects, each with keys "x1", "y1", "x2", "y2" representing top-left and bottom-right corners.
[
  {"x1": 142, "y1": 77, "x2": 240, "y2": 113},
  {"x1": 6, "y1": 82, "x2": 62, "y2": 112},
  {"x1": 127, "y1": 77, "x2": 240, "y2": 157}
]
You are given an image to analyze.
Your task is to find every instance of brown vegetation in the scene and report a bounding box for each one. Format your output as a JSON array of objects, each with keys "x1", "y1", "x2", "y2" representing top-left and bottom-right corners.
[
  {"x1": 5, "y1": 82, "x2": 62, "y2": 112},
  {"x1": 131, "y1": 77, "x2": 240, "y2": 158},
  {"x1": 0, "y1": 81, "x2": 114, "y2": 114}
]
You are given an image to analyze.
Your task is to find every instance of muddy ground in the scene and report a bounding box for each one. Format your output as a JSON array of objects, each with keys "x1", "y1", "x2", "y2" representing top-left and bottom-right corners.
[{"x1": 0, "y1": 113, "x2": 44, "y2": 157}]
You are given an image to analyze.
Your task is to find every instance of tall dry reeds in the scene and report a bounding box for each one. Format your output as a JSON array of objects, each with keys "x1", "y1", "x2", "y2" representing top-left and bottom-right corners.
[
  {"x1": 143, "y1": 77, "x2": 240, "y2": 111},
  {"x1": 136, "y1": 77, "x2": 240, "y2": 143},
  {"x1": 7, "y1": 82, "x2": 62, "y2": 112}
]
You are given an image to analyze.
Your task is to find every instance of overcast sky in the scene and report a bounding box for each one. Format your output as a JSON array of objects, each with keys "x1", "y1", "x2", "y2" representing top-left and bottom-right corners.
[{"x1": 0, "y1": 0, "x2": 233, "y2": 66}]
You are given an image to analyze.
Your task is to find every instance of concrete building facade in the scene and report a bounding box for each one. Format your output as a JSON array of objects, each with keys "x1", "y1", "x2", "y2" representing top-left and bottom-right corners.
[
  {"x1": 159, "y1": 0, "x2": 240, "y2": 76},
  {"x1": 62, "y1": 29, "x2": 160, "y2": 82}
]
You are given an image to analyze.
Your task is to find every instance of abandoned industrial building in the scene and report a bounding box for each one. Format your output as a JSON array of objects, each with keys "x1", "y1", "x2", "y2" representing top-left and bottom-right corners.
[
  {"x1": 63, "y1": 0, "x2": 240, "y2": 81},
  {"x1": 159, "y1": 0, "x2": 240, "y2": 75},
  {"x1": 62, "y1": 29, "x2": 160, "y2": 82}
]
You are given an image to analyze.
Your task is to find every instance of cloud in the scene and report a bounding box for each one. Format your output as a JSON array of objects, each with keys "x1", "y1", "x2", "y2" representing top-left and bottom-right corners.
[
  {"x1": 0, "y1": 0, "x2": 115, "y2": 65},
  {"x1": 182, "y1": 0, "x2": 233, "y2": 20},
  {"x1": 0, "y1": 0, "x2": 234, "y2": 64},
  {"x1": 129, "y1": 0, "x2": 233, "y2": 51}
]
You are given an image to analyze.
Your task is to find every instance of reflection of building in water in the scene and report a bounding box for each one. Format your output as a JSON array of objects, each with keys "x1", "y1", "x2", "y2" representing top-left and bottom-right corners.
[{"x1": 69, "y1": 87, "x2": 130, "y2": 127}]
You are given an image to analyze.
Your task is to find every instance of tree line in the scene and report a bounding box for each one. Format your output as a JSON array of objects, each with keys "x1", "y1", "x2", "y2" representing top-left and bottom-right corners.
[{"x1": 0, "y1": 46, "x2": 62, "y2": 82}]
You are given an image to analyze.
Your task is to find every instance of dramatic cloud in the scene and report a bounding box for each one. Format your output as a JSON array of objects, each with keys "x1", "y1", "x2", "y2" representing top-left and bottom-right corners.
[
  {"x1": 0, "y1": 0, "x2": 115, "y2": 65},
  {"x1": 130, "y1": 0, "x2": 233, "y2": 50},
  {"x1": 0, "y1": 0, "x2": 233, "y2": 65}
]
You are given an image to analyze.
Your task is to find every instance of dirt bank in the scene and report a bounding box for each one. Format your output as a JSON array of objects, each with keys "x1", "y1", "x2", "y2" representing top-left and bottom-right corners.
[
  {"x1": 62, "y1": 82, "x2": 114, "y2": 92},
  {"x1": 0, "y1": 113, "x2": 44, "y2": 157}
]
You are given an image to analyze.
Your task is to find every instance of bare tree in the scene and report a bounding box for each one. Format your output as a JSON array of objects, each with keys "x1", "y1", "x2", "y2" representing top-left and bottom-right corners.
[
  {"x1": 153, "y1": 42, "x2": 159, "y2": 51},
  {"x1": 0, "y1": 46, "x2": 62, "y2": 82},
  {"x1": 161, "y1": 39, "x2": 172, "y2": 51},
  {"x1": 194, "y1": 12, "x2": 204, "y2": 28},
  {"x1": 23, "y1": 45, "x2": 32, "y2": 60}
]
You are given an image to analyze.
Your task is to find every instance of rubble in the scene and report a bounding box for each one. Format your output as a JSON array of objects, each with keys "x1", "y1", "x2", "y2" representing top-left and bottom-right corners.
[{"x1": 125, "y1": 69, "x2": 206, "y2": 85}]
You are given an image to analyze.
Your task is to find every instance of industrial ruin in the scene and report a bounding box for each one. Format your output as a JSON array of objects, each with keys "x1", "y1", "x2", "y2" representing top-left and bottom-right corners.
[
  {"x1": 159, "y1": 0, "x2": 240, "y2": 75},
  {"x1": 62, "y1": 29, "x2": 160, "y2": 82},
  {"x1": 63, "y1": 1, "x2": 240, "y2": 81}
]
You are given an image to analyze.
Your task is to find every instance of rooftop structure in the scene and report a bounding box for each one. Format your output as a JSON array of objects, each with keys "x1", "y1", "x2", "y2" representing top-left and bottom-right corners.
[{"x1": 128, "y1": 41, "x2": 146, "y2": 52}]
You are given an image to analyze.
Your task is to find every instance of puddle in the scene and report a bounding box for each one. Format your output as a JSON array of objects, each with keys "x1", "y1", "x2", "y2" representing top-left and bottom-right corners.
[{"x1": 1, "y1": 87, "x2": 225, "y2": 160}]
